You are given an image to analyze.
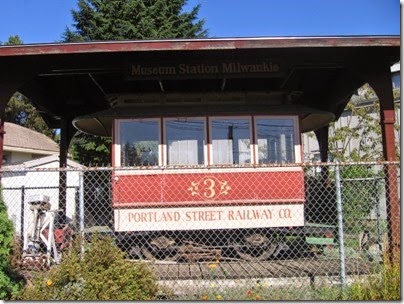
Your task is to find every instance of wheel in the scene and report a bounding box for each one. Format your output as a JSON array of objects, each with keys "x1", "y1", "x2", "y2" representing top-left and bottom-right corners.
[
  {"x1": 141, "y1": 235, "x2": 180, "y2": 262},
  {"x1": 234, "y1": 233, "x2": 277, "y2": 261}
]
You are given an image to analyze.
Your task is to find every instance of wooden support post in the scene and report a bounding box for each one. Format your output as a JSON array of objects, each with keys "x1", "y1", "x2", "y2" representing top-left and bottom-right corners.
[
  {"x1": 314, "y1": 126, "x2": 330, "y2": 187},
  {"x1": 368, "y1": 64, "x2": 400, "y2": 263},
  {"x1": 58, "y1": 118, "x2": 69, "y2": 225},
  {"x1": 58, "y1": 116, "x2": 76, "y2": 226}
]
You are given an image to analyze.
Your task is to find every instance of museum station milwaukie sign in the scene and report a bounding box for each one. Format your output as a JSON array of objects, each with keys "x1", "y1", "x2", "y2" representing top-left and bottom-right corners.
[{"x1": 130, "y1": 61, "x2": 282, "y2": 79}]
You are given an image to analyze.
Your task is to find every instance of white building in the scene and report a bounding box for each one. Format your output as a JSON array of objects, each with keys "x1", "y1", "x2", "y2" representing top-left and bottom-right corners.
[
  {"x1": 2, "y1": 155, "x2": 83, "y2": 236},
  {"x1": 2, "y1": 122, "x2": 59, "y2": 165},
  {"x1": 302, "y1": 62, "x2": 400, "y2": 162},
  {"x1": 1, "y1": 122, "x2": 84, "y2": 236}
]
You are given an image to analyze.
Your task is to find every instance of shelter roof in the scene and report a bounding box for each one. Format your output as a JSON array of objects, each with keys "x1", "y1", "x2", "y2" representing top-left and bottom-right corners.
[{"x1": 0, "y1": 36, "x2": 400, "y2": 134}]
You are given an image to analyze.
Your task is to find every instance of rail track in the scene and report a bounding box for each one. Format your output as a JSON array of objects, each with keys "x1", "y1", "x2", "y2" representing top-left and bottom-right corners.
[{"x1": 146, "y1": 257, "x2": 378, "y2": 281}]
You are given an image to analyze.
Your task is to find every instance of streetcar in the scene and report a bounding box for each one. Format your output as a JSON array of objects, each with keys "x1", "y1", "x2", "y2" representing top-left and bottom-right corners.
[{"x1": 74, "y1": 92, "x2": 337, "y2": 261}]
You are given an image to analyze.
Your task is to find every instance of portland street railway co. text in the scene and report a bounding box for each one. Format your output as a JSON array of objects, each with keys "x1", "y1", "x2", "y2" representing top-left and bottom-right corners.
[{"x1": 131, "y1": 62, "x2": 280, "y2": 77}]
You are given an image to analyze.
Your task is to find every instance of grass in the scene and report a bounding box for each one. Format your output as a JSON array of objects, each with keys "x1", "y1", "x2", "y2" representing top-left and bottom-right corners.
[{"x1": 166, "y1": 256, "x2": 400, "y2": 301}]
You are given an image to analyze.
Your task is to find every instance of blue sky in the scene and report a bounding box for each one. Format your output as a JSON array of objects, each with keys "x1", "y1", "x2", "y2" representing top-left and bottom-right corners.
[{"x1": 0, "y1": 0, "x2": 400, "y2": 44}]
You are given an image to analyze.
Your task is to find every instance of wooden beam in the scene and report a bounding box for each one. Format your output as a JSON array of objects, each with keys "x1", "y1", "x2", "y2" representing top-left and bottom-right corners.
[{"x1": 367, "y1": 64, "x2": 400, "y2": 263}]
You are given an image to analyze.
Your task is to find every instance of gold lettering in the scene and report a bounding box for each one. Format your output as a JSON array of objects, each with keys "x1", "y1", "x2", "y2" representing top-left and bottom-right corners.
[
  {"x1": 203, "y1": 178, "x2": 216, "y2": 199},
  {"x1": 279, "y1": 208, "x2": 291, "y2": 219},
  {"x1": 222, "y1": 62, "x2": 235, "y2": 73},
  {"x1": 131, "y1": 64, "x2": 176, "y2": 76}
]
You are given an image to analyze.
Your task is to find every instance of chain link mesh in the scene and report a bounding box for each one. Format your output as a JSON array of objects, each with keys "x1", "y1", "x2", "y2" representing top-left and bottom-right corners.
[{"x1": 1, "y1": 161, "x2": 400, "y2": 298}]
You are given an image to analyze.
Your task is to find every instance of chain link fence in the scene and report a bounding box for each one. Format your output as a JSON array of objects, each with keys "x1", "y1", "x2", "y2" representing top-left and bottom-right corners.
[{"x1": 1, "y1": 161, "x2": 400, "y2": 299}]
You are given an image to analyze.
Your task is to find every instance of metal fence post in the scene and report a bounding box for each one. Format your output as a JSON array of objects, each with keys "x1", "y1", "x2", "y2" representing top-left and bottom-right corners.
[
  {"x1": 374, "y1": 177, "x2": 383, "y2": 262},
  {"x1": 20, "y1": 185, "x2": 25, "y2": 239},
  {"x1": 335, "y1": 162, "x2": 346, "y2": 287},
  {"x1": 79, "y1": 170, "x2": 85, "y2": 255}
]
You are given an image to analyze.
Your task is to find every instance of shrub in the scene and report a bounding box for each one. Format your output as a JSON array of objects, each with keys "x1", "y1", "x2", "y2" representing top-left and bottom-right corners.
[
  {"x1": 340, "y1": 165, "x2": 379, "y2": 231},
  {"x1": 343, "y1": 257, "x2": 400, "y2": 300},
  {"x1": 16, "y1": 234, "x2": 159, "y2": 300},
  {"x1": 0, "y1": 191, "x2": 23, "y2": 300}
]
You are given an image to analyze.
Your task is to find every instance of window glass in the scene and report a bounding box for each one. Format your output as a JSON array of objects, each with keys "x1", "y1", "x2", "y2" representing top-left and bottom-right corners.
[
  {"x1": 392, "y1": 72, "x2": 400, "y2": 89},
  {"x1": 165, "y1": 118, "x2": 205, "y2": 165},
  {"x1": 211, "y1": 118, "x2": 251, "y2": 164},
  {"x1": 119, "y1": 120, "x2": 159, "y2": 166},
  {"x1": 256, "y1": 118, "x2": 295, "y2": 163}
]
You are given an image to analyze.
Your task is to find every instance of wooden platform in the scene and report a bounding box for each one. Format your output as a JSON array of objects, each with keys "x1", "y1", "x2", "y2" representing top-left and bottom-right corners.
[{"x1": 148, "y1": 258, "x2": 377, "y2": 281}]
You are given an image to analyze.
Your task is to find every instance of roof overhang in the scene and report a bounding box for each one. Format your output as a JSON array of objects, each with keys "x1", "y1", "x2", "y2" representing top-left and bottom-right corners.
[
  {"x1": 0, "y1": 36, "x2": 400, "y2": 135},
  {"x1": 3, "y1": 146, "x2": 58, "y2": 155}
]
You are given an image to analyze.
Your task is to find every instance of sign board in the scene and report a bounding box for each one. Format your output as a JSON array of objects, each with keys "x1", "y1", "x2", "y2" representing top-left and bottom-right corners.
[
  {"x1": 114, "y1": 204, "x2": 304, "y2": 231},
  {"x1": 128, "y1": 60, "x2": 283, "y2": 80}
]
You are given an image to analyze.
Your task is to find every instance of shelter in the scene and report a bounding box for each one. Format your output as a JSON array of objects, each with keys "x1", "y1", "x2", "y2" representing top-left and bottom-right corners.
[{"x1": 0, "y1": 36, "x2": 400, "y2": 258}]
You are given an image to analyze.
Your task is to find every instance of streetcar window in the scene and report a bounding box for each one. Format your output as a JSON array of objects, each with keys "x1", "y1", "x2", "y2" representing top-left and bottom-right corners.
[
  {"x1": 211, "y1": 118, "x2": 251, "y2": 165},
  {"x1": 256, "y1": 118, "x2": 295, "y2": 163},
  {"x1": 119, "y1": 120, "x2": 159, "y2": 166},
  {"x1": 165, "y1": 118, "x2": 205, "y2": 165},
  {"x1": 116, "y1": 115, "x2": 299, "y2": 167}
]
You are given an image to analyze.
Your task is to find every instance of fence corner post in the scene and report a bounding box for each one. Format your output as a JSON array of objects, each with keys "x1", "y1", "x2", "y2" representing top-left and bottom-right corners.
[
  {"x1": 335, "y1": 162, "x2": 347, "y2": 288},
  {"x1": 79, "y1": 170, "x2": 85, "y2": 255}
]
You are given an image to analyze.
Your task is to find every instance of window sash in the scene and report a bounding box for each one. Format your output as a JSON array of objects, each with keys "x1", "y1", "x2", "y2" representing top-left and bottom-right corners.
[
  {"x1": 115, "y1": 115, "x2": 300, "y2": 167},
  {"x1": 164, "y1": 118, "x2": 206, "y2": 166},
  {"x1": 210, "y1": 117, "x2": 252, "y2": 165},
  {"x1": 118, "y1": 119, "x2": 160, "y2": 167}
]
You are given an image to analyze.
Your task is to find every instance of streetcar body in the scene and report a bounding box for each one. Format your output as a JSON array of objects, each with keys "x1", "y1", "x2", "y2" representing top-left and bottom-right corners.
[{"x1": 109, "y1": 113, "x2": 330, "y2": 260}]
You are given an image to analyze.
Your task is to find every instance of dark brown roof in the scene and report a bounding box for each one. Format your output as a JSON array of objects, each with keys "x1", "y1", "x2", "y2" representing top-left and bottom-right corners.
[
  {"x1": 0, "y1": 36, "x2": 399, "y2": 132},
  {"x1": 3, "y1": 122, "x2": 59, "y2": 154}
]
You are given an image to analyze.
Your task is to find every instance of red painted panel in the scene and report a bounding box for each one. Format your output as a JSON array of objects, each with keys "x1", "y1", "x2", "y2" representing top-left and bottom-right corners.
[{"x1": 113, "y1": 170, "x2": 305, "y2": 207}]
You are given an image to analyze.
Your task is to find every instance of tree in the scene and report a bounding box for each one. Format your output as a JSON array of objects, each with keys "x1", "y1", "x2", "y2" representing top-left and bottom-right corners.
[
  {"x1": 1, "y1": 36, "x2": 57, "y2": 141},
  {"x1": 63, "y1": 0, "x2": 207, "y2": 41},
  {"x1": 64, "y1": 0, "x2": 207, "y2": 165},
  {"x1": 305, "y1": 83, "x2": 400, "y2": 162},
  {"x1": 3, "y1": 35, "x2": 23, "y2": 46},
  {"x1": 5, "y1": 93, "x2": 57, "y2": 140},
  {"x1": 327, "y1": 83, "x2": 400, "y2": 162},
  {"x1": 307, "y1": 84, "x2": 400, "y2": 231},
  {"x1": 69, "y1": 131, "x2": 112, "y2": 166}
]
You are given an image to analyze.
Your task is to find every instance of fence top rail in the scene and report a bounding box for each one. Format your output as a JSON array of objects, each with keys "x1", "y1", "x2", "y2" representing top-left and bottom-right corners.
[{"x1": 0, "y1": 160, "x2": 399, "y2": 173}]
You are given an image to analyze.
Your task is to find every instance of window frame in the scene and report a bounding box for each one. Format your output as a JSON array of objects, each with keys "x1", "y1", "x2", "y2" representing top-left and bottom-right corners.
[
  {"x1": 253, "y1": 115, "x2": 301, "y2": 164},
  {"x1": 114, "y1": 115, "x2": 301, "y2": 167},
  {"x1": 208, "y1": 116, "x2": 254, "y2": 166},
  {"x1": 114, "y1": 118, "x2": 162, "y2": 167},
  {"x1": 162, "y1": 117, "x2": 208, "y2": 166}
]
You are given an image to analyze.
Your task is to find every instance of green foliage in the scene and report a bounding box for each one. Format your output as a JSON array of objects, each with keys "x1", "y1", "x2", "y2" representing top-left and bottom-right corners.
[
  {"x1": 0, "y1": 191, "x2": 23, "y2": 300},
  {"x1": 16, "y1": 235, "x2": 159, "y2": 300},
  {"x1": 63, "y1": 0, "x2": 207, "y2": 41},
  {"x1": 328, "y1": 84, "x2": 400, "y2": 162},
  {"x1": 343, "y1": 259, "x2": 400, "y2": 300},
  {"x1": 5, "y1": 93, "x2": 57, "y2": 140},
  {"x1": 176, "y1": 259, "x2": 400, "y2": 300},
  {"x1": 0, "y1": 213, "x2": 13, "y2": 270},
  {"x1": 329, "y1": 101, "x2": 382, "y2": 162},
  {"x1": 340, "y1": 165, "x2": 380, "y2": 230},
  {"x1": 69, "y1": 131, "x2": 112, "y2": 166},
  {"x1": 3, "y1": 35, "x2": 23, "y2": 45}
]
